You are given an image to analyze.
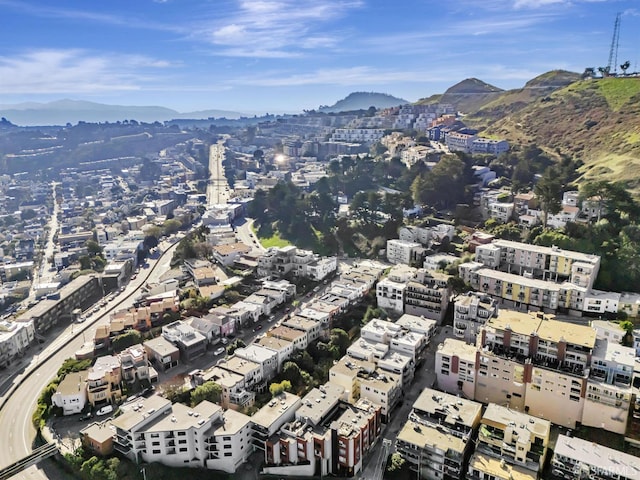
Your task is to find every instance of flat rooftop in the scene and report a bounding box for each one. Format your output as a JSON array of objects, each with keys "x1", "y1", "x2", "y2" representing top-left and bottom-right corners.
[
  {"x1": 412, "y1": 388, "x2": 482, "y2": 429},
  {"x1": 251, "y1": 392, "x2": 301, "y2": 429},
  {"x1": 554, "y1": 435, "x2": 640, "y2": 480},
  {"x1": 112, "y1": 394, "x2": 172, "y2": 431},
  {"x1": 397, "y1": 419, "x2": 466, "y2": 454},
  {"x1": 218, "y1": 355, "x2": 261, "y2": 376},
  {"x1": 437, "y1": 338, "x2": 477, "y2": 362},
  {"x1": 295, "y1": 383, "x2": 344, "y2": 426},
  {"x1": 469, "y1": 453, "x2": 536, "y2": 480},
  {"x1": 482, "y1": 403, "x2": 550, "y2": 439},
  {"x1": 592, "y1": 338, "x2": 635, "y2": 367},
  {"x1": 145, "y1": 400, "x2": 222, "y2": 433}
]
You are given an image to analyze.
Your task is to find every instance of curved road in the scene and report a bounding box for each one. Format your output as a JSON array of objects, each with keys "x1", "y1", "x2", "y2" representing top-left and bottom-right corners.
[{"x1": 0, "y1": 239, "x2": 180, "y2": 480}]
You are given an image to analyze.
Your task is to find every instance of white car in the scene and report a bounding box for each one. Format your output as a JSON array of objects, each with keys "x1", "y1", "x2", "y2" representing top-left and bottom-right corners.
[
  {"x1": 214, "y1": 347, "x2": 226, "y2": 356},
  {"x1": 96, "y1": 405, "x2": 113, "y2": 416}
]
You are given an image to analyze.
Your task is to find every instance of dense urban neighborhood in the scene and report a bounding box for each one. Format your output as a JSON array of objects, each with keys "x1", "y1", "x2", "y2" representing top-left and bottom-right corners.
[{"x1": 1, "y1": 77, "x2": 640, "y2": 480}]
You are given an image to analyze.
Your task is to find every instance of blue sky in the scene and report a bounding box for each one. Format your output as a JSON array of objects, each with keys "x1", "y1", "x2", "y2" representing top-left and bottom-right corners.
[{"x1": 0, "y1": 0, "x2": 638, "y2": 114}]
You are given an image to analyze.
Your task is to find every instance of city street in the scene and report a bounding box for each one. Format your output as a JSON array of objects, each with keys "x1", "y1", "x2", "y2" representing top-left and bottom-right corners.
[
  {"x1": 359, "y1": 326, "x2": 452, "y2": 480},
  {"x1": 0, "y1": 240, "x2": 180, "y2": 480}
]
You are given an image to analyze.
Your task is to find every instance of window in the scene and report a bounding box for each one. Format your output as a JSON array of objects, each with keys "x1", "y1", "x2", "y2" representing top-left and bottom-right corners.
[{"x1": 224, "y1": 452, "x2": 232, "y2": 457}]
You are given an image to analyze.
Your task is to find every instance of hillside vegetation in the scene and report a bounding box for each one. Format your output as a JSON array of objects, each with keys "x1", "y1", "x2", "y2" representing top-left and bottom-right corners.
[{"x1": 425, "y1": 72, "x2": 640, "y2": 192}]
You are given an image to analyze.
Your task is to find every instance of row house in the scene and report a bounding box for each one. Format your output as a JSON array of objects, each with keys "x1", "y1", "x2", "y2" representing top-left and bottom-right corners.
[
  {"x1": 144, "y1": 336, "x2": 180, "y2": 372},
  {"x1": 282, "y1": 315, "x2": 323, "y2": 343},
  {"x1": 257, "y1": 336, "x2": 295, "y2": 370},
  {"x1": 192, "y1": 366, "x2": 254, "y2": 411},
  {"x1": 87, "y1": 355, "x2": 123, "y2": 407},
  {"x1": 162, "y1": 321, "x2": 207, "y2": 361},
  {"x1": 234, "y1": 344, "x2": 279, "y2": 382},
  {"x1": 118, "y1": 344, "x2": 153, "y2": 384},
  {"x1": 267, "y1": 325, "x2": 309, "y2": 351},
  {"x1": 218, "y1": 356, "x2": 263, "y2": 391}
]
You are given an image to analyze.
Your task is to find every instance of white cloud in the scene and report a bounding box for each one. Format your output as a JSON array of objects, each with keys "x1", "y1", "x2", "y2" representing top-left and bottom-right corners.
[
  {"x1": 0, "y1": 49, "x2": 172, "y2": 94},
  {"x1": 513, "y1": 0, "x2": 566, "y2": 8},
  {"x1": 195, "y1": 0, "x2": 363, "y2": 58}
]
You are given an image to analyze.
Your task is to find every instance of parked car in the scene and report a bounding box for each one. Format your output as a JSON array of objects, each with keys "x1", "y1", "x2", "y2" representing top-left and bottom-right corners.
[
  {"x1": 96, "y1": 405, "x2": 113, "y2": 416},
  {"x1": 214, "y1": 347, "x2": 226, "y2": 356},
  {"x1": 79, "y1": 411, "x2": 92, "y2": 421},
  {"x1": 253, "y1": 325, "x2": 263, "y2": 332},
  {"x1": 221, "y1": 338, "x2": 229, "y2": 345}
]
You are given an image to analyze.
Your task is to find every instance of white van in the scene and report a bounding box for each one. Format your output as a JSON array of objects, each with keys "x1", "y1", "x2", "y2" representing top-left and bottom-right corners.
[{"x1": 96, "y1": 405, "x2": 113, "y2": 416}]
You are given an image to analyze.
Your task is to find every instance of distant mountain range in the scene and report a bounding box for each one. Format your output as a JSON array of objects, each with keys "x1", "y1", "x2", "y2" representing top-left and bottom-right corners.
[
  {"x1": 318, "y1": 92, "x2": 408, "y2": 113},
  {"x1": 0, "y1": 99, "x2": 246, "y2": 126}
]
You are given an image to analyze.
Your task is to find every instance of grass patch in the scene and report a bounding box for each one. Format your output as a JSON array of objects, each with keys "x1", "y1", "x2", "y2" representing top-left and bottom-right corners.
[
  {"x1": 595, "y1": 77, "x2": 640, "y2": 111},
  {"x1": 257, "y1": 230, "x2": 291, "y2": 248}
]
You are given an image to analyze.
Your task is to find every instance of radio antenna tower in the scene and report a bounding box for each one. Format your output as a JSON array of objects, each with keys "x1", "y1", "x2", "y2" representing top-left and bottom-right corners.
[{"x1": 607, "y1": 13, "x2": 621, "y2": 74}]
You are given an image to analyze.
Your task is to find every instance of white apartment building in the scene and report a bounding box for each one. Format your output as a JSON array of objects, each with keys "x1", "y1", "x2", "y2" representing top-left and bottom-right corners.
[
  {"x1": 591, "y1": 320, "x2": 626, "y2": 344},
  {"x1": 112, "y1": 395, "x2": 253, "y2": 473},
  {"x1": 0, "y1": 319, "x2": 35, "y2": 369},
  {"x1": 395, "y1": 314, "x2": 437, "y2": 342},
  {"x1": 361, "y1": 319, "x2": 402, "y2": 344},
  {"x1": 331, "y1": 128, "x2": 385, "y2": 143},
  {"x1": 376, "y1": 277, "x2": 407, "y2": 313},
  {"x1": 386, "y1": 239, "x2": 422, "y2": 265},
  {"x1": 453, "y1": 292, "x2": 498, "y2": 343},
  {"x1": 404, "y1": 269, "x2": 451, "y2": 322},
  {"x1": 257, "y1": 336, "x2": 295, "y2": 370}
]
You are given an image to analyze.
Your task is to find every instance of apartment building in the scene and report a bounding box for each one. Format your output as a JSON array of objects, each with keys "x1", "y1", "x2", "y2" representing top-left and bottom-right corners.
[
  {"x1": 376, "y1": 264, "x2": 416, "y2": 313},
  {"x1": 436, "y1": 338, "x2": 478, "y2": 399},
  {"x1": 386, "y1": 239, "x2": 422, "y2": 265},
  {"x1": 251, "y1": 392, "x2": 301, "y2": 454},
  {"x1": 396, "y1": 314, "x2": 437, "y2": 343},
  {"x1": 192, "y1": 366, "x2": 253, "y2": 411},
  {"x1": 467, "y1": 453, "x2": 536, "y2": 480},
  {"x1": 112, "y1": 396, "x2": 253, "y2": 473},
  {"x1": 18, "y1": 274, "x2": 102, "y2": 334},
  {"x1": 552, "y1": 435, "x2": 640, "y2": 480},
  {"x1": 474, "y1": 240, "x2": 601, "y2": 289},
  {"x1": 263, "y1": 383, "x2": 343, "y2": 477},
  {"x1": 453, "y1": 292, "x2": 498, "y2": 343},
  {"x1": 404, "y1": 269, "x2": 451, "y2": 322},
  {"x1": 0, "y1": 319, "x2": 35, "y2": 368},
  {"x1": 258, "y1": 245, "x2": 336, "y2": 281},
  {"x1": 477, "y1": 404, "x2": 550, "y2": 474},
  {"x1": 397, "y1": 389, "x2": 482, "y2": 480},
  {"x1": 144, "y1": 336, "x2": 180, "y2": 372},
  {"x1": 583, "y1": 338, "x2": 635, "y2": 434},
  {"x1": 267, "y1": 325, "x2": 308, "y2": 351},
  {"x1": 331, "y1": 128, "x2": 385, "y2": 143}
]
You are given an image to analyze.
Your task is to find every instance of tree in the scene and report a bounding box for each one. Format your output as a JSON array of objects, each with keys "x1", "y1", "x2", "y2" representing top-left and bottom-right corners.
[
  {"x1": 190, "y1": 381, "x2": 222, "y2": 406},
  {"x1": 269, "y1": 380, "x2": 292, "y2": 397},
  {"x1": 534, "y1": 168, "x2": 562, "y2": 228},
  {"x1": 85, "y1": 239, "x2": 103, "y2": 256},
  {"x1": 387, "y1": 452, "x2": 406, "y2": 473},
  {"x1": 111, "y1": 330, "x2": 142, "y2": 352},
  {"x1": 330, "y1": 328, "x2": 350, "y2": 355},
  {"x1": 227, "y1": 338, "x2": 246, "y2": 355}
]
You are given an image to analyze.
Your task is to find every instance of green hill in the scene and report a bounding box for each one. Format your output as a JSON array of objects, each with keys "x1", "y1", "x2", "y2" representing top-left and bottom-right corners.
[
  {"x1": 481, "y1": 77, "x2": 640, "y2": 190},
  {"x1": 421, "y1": 71, "x2": 640, "y2": 192}
]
